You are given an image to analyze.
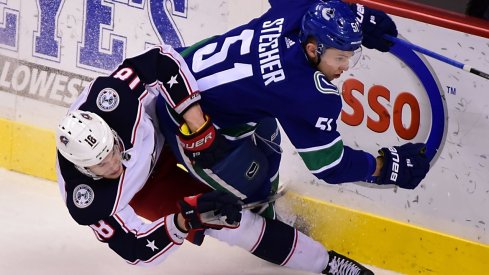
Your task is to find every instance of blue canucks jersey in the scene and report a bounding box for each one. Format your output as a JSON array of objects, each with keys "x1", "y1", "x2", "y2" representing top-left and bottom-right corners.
[{"x1": 179, "y1": 0, "x2": 375, "y2": 183}]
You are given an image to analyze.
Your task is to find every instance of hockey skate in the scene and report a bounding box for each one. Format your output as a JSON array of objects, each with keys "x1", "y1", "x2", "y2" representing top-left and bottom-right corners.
[{"x1": 322, "y1": 251, "x2": 374, "y2": 275}]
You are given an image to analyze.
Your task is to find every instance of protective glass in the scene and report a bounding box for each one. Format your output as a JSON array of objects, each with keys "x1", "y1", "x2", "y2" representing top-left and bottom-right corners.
[{"x1": 322, "y1": 47, "x2": 362, "y2": 70}]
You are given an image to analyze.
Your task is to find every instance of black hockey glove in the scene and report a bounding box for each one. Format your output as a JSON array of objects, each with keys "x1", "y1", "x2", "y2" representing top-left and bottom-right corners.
[
  {"x1": 178, "y1": 115, "x2": 232, "y2": 168},
  {"x1": 177, "y1": 190, "x2": 242, "y2": 230},
  {"x1": 377, "y1": 143, "x2": 430, "y2": 189},
  {"x1": 351, "y1": 4, "x2": 398, "y2": 52}
]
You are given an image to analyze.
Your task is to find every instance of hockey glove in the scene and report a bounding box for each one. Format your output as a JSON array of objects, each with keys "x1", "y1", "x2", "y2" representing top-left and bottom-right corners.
[
  {"x1": 351, "y1": 4, "x2": 398, "y2": 52},
  {"x1": 177, "y1": 190, "x2": 242, "y2": 230},
  {"x1": 377, "y1": 143, "x2": 430, "y2": 189},
  {"x1": 178, "y1": 115, "x2": 232, "y2": 168}
]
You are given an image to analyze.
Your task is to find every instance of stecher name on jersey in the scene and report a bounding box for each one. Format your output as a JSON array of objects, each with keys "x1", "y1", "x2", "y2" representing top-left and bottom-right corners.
[{"x1": 258, "y1": 18, "x2": 285, "y2": 86}]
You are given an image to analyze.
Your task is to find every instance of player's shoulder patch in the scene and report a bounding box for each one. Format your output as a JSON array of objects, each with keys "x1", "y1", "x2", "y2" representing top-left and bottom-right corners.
[
  {"x1": 96, "y1": 88, "x2": 120, "y2": 112},
  {"x1": 313, "y1": 71, "x2": 339, "y2": 95},
  {"x1": 64, "y1": 177, "x2": 119, "y2": 225},
  {"x1": 73, "y1": 184, "x2": 95, "y2": 208}
]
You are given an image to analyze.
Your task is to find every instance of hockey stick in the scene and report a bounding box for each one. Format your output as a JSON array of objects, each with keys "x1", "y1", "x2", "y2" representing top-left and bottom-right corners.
[
  {"x1": 177, "y1": 163, "x2": 287, "y2": 209},
  {"x1": 384, "y1": 35, "x2": 489, "y2": 80},
  {"x1": 199, "y1": 187, "x2": 287, "y2": 226},
  {"x1": 242, "y1": 186, "x2": 287, "y2": 210}
]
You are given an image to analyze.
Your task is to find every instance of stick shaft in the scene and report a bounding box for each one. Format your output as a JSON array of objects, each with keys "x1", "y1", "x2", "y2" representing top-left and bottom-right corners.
[
  {"x1": 384, "y1": 35, "x2": 489, "y2": 80},
  {"x1": 242, "y1": 188, "x2": 286, "y2": 209}
]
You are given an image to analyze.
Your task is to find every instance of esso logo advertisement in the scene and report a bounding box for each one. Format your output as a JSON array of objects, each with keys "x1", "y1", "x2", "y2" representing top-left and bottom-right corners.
[{"x1": 337, "y1": 39, "x2": 447, "y2": 162}]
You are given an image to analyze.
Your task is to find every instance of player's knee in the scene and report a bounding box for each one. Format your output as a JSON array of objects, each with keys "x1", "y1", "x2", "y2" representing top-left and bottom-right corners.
[{"x1": 205, "y1": 210, "x2": 265, "y2": 249}]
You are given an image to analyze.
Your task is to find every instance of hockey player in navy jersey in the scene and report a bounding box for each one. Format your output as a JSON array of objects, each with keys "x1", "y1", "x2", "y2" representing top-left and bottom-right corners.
[
  {"x1": 157, "y1": 0, "x2": 431, "y2": 215},
  {"x1": 55, "y1": 42, "x2": 376, "y2": 273}
]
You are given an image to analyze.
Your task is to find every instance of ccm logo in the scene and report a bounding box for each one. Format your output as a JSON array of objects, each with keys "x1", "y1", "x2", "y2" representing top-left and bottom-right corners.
[{"x1": 388, "y1": 147, "x2": 400, "y2": 182}]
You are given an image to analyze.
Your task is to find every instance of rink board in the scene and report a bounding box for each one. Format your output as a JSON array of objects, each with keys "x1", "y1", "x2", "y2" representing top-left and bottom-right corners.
[
  {"x1": 289, "y1": 192, "x2": 489, "y2": 275},
  {"x1": 1, "y1": 1, "x2": 489, "y2": 274},
  {"x1": 2, "y1": 119, "x2": 489, "y2": 275},
  {"x1": 0, "y1": 118, "x2": 56, "y2": 181}
]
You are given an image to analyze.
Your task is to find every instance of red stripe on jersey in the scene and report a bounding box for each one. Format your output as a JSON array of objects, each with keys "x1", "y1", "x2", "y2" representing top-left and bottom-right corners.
[
  {"x1": 111, "y1": 171, "x2": 126, "y2": 216},
  {"x1": 163, "y1": 215, "x2": 185, "y2": 244},
  {"x1": 135, "y1": 220, "x2": 166, "y2": 238},
  {"x1": 147, "y1": 81, "x2": 176, "y2": 107},
  {"x1": 158, "y1": 46, "x2": 197, "y2": 96},
  {"x1": 131, "y1": 91, "x2": 149, "y2": 144},
  {"x1": 113, "y1": 214, "x2": 130, "y2": 234},
  {"x1": 127, "y1": 242, "x2": 175, "y2": 265},
  {"x1": 114, "y1": 212, "x2": 166, "y2": 237},
  {"x1": 250, "y1": 218, "x2": 266, "y2": 252},
  {"x1": 173, "y1": 93, "x2": 199, "y2": 112},
  {"x1": 280, "y1": 229, "x2": 299, "y2": 266},
  {"x1": 144, "y1": 243, "x2": 175, "y2": 263}
]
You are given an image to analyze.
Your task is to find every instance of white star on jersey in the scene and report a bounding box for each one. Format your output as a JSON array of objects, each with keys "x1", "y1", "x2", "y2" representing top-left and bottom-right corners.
[
  {"x1": 146, "y1": 239, "x2": 159, "y2": 251},
  {"x1": 167, "y1": 75, "x2": 178, "y2": 88}
]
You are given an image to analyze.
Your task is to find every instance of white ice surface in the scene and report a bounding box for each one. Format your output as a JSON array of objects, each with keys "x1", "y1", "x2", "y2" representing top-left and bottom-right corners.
[{"x1": 0, "y1": 168, "x2": 402, "y2": 275}]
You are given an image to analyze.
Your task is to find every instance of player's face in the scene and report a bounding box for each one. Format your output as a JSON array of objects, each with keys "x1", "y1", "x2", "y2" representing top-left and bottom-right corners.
[
  {"x1": 88, "y1": 142, "x2": 123, "y2": 179},
  {"x1": 318, "y1": 48, "x2": 356, "y2": 81}
]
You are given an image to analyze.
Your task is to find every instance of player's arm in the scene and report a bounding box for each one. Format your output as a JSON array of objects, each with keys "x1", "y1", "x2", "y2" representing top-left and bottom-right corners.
[
  {"x1": 88, "y1": 208, "x2": 188, "y2": 267},
  {"x1": 289, "y1": 127, "x2": 429, "y2": 189},
  {"x1": 287, "y1": 124, "x2": 429, "y2": 189},
  {"x1": 121, "y1": 46, "x2": 228, "y2": 166},
  {"x1": 181, "y1": 104, "x2": 206, "y2": 133},
  {"x1": 122, "y1": 45, "x2": 201, "y2": 115},
  {"x1": 302, "y1": 137, "x2": 378, "y2": 184},
  {"x1": 87, "y1": 191, "x2": 241, "y2": 266},
  {"x1": 278, "y1": 103, "x2": 375, "y2": 184}
]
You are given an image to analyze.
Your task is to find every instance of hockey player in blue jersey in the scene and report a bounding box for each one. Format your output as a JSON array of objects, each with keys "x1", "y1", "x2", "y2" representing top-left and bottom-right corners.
[{"x1": 157, "y1": 0, "x2": 430, "y2": 209}]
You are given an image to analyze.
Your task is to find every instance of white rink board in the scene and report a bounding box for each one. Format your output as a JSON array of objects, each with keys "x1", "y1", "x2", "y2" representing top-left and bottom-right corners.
[{"x1": 0, "y1": 0, "x2": 488, "y2": 247}]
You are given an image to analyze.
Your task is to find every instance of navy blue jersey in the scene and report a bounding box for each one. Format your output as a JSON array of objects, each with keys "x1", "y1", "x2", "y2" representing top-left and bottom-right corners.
[
  {"x1": 56, "y1": 45, "x2": 199, "y2": 266},
  {"x1": 180, "y1": 0, "x2": 375, "y2": 183}
]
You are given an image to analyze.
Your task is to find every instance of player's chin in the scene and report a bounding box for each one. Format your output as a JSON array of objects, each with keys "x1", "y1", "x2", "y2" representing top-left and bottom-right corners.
[
  {"x1": 107, "y1": 166, "x2": 123, "y2": 179},
  {"x1": 327, "y1": 74, "x2": 341, "y2": 81}
]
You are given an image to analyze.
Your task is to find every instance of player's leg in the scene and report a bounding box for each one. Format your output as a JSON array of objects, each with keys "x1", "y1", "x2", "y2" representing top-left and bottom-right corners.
[
  {"x1": 205, "y1": 210, "x2": 374, "y2": 275},
  {"x1": 251, "y1": 117, "x2": 282, "y2": 219}
]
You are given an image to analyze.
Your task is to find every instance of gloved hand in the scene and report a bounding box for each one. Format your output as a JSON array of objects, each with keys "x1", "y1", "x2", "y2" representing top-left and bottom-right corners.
[
  {"x1": 377, "y1": 143, "x2": 430, "y2": 189},
  {"x1": 351, "y1": 4, "x2": 398, "y2": 52},
  {"x1": 177, "y1": 190, "x2": 242, "y2": 230},
  {"x1": 178, "y1": 115, "x2": 232, "y2": 168}
]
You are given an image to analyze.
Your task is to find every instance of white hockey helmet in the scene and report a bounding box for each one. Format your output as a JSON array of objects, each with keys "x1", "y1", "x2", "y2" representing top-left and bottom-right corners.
[{"x1": 56, "y1": 110, "x2": 115, "y2": 167}]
